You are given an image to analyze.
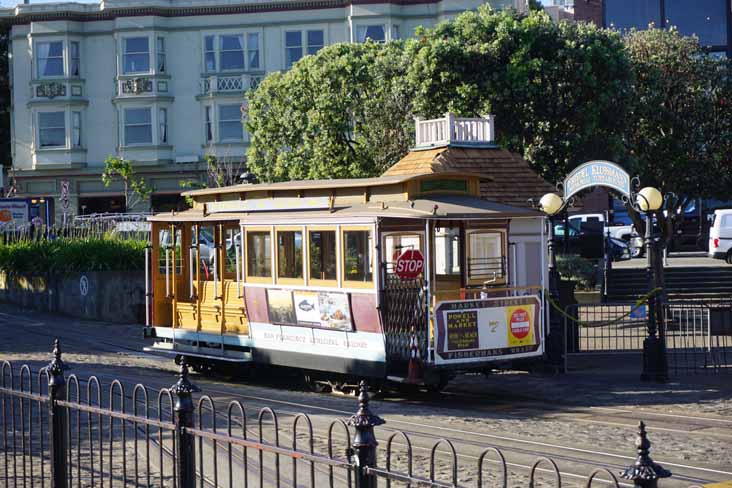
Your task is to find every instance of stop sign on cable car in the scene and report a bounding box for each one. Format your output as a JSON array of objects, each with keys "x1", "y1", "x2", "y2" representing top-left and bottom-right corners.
[{"x1": 395, "y1": 249, "x2": 424, "y2": 279}]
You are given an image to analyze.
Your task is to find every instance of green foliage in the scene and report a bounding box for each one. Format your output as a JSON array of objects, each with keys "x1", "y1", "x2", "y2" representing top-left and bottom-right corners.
[
  {"x1": 556, "y1": 254, "x2": 598, "y2": 290},
  {"x1": 102, "y1": 155, "x2": 152, "y2": 210},
  {"x1": 622, "y1": 28, "x2": 732, "y2": 205},
  {"x1": 0, "y1": 238, "x2": 146, "y2": 276},
  {"x1": 407, "y1": 6, "x2": 632, "y2": 183},
  {"x1": 246, "y1": 41, "x2": 414, "y2": 181}
]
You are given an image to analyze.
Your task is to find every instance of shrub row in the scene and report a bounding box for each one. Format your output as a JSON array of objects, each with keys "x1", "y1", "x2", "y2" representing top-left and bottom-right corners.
[{"x1": 0, "y1": 238, "x2": 146, "y2": 275}]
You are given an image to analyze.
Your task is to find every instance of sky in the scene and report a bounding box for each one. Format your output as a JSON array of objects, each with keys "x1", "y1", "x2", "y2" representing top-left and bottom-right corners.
[{"x1": 1, "y1": 0, "x2": 551, "y2": 8}]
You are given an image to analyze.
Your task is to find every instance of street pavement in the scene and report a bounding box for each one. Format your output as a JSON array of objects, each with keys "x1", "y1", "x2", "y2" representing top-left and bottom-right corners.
[{"x1": 0, "y1": 302, "x2": 731, "y2": 487}]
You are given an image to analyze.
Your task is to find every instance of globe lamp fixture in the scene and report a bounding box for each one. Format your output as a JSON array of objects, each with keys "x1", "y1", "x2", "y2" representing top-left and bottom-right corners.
[
  {"x1": 636, "y1": 187, "x2": 663, "y2": 212},
  {"x1": 539, "y1": 193, "x2": 564, "y2": 216}
]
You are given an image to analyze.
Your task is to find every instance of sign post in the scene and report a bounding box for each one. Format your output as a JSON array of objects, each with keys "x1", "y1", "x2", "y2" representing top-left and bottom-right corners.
[{"x1": 60, "y1": 181, "x2": 70, "y2": 226}]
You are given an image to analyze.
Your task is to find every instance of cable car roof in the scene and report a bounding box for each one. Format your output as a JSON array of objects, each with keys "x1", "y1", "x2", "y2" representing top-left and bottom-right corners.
[{"x1": 149, "y1": 194, "x2": 541, "y2": 223}]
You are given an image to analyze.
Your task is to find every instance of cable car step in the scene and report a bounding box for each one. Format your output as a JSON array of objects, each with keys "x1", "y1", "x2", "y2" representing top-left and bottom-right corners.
[{"x1": 143, "y1": 344, "x2": 253, "y2": 362}]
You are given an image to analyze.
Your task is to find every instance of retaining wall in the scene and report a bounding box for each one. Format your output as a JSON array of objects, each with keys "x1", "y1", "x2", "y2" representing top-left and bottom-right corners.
[{"x1": 0, "y1": 271, "x2": 145, "y2": 324}]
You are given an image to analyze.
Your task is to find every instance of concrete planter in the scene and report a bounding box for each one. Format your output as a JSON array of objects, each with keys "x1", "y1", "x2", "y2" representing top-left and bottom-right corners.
[{"x1": 0, "y1": 271, "x2": 145, "y2": 324}]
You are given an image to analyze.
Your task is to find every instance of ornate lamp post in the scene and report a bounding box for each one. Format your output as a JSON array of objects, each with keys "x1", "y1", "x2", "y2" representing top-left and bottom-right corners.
[
  {"x1": 539, "y1": 192, "x2": 567, "y2": 364},
  {"x1": 635, "y1": 187, "x2": 668, "y2": 383},
  {"x1": 539, "y1": 192, "x2": 565, "y2": 297}
]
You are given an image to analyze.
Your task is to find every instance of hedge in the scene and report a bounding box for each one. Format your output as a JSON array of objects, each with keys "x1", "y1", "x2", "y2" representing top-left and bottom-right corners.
[{"x1": 0, "y1": 238, "x2": 146, "y2": 275}]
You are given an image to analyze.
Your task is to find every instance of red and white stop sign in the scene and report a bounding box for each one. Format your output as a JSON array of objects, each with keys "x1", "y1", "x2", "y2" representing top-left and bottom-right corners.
[{"x1": 395, "y1": 249, "x2": 424, "y2": 279}]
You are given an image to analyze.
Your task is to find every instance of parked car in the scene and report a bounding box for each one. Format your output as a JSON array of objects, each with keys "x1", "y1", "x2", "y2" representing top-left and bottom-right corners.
[
  {"x1": 709, "y1": 209, "x2": 732, "y2": 264},
  {"x1": 554, "y1": 221, "x2": 631, "y2": 261},
  {"x1": 567, "y1": 213, "x2": 640, "y2": 258}
]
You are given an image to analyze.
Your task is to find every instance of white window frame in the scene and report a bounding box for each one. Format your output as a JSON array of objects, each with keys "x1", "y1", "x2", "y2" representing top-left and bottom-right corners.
[
  {"x1": 354, "y1": 23, "x2": 399, "y2": 43},
  {"x1": 123, "y1": 107, "x2": 153, "y2": 146},
  {"x1": 202, "y1": 31, "x2": 263, "y2": 73},
  {"x1": 157, "y1": 37, "x2": 166, "y2": 73},
  {"x1": 36, "y1": 40, "x2": 65, "y2": 79},
  {"x1": 119, "y1": 104, "x2": 171, "y2": 148},
  {"x1": 122, "y1": 36, "x2": 151, "y2": 75},
  {"x1": 120, "y1": 34, "x2": 167, "y2": 76},
  {"x1": 218, "y1": 104, "x2": 244, "y2": 142},
  {"x1": 203, "y1": 102, "x2": 248, "y2": 144},
  {"x1": 284, "y1": 28, "x2": 325, "y2": 69},
  {"x1": 69, "y1": 41, "x2": 81, "y2": 77},
  {"x1": 37, "y1": 110, "x2": 67, "y2": 149},
  {"x1": 159, "y1": 107, "x2": 168, "y2": 144},
  {"x1": 72, "y1": 111, "x2": 82, "y2": 148},
  {"x1": 204, "y1": 105, "x2": 213, "y2": 143}
]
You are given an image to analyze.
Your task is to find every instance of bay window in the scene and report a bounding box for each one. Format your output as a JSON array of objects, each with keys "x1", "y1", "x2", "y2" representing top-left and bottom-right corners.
[
  {"x1": 218, "y1": 104, "x2": 243, "y2": 141},
  {"x1": 285, "y1": 30, "x2": 324, "y2": 68},
  {"x1": 157, "y1": 37, "x2": 166, "y2": 73},
  {"x1": 356, "y1": 25, "x2": 386, "y2": 43},
  {"x1": 220, "y1": 35, "x2": 245, "y2": 71},
  {"x1": 70, "y1": 42, "x2": 80, "y2": 77},
  {"x1": 72, "y1": 111, "x2": 82, "y2": 148},
  {"x1": 36, "y1": 41, "x2": 64, "y2": 78},
  {"x1": 159, "y1": 108, "x2": 168, "y2": 144},
  {"x1": 38, "y1": 112, "x2": 66, "y2": 148},
  {"x1": 247, "y1": 33, "x2": 260, "y2": 69},
  {"x1": 203, "y1": 32, "x2": 261, "y2": 72},
  {"x1": 124, "y1": 108, "x2": 153, "y2": 145},
  {"x1": 123, "y1": 37, "x2": 150, "y2": 74},
  {"x1": 205, "y1": 106, "x2": 213, "y2": 142}
]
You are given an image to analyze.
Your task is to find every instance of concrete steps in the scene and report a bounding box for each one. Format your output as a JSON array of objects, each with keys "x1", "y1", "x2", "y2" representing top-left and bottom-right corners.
[{"x1": 606, "y1": 266, "x2": 732, "y2": 301}]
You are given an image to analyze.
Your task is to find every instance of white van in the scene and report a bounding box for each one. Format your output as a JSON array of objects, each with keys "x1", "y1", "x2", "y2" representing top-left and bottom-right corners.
[{"x1": 709, "y1": 209, "x2": 732, "y2": 264}]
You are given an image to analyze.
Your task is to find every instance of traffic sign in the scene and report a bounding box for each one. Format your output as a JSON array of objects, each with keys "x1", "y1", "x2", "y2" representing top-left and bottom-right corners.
[{"x1": 395, "y1": 249, "x2": 424, "y2": 279}]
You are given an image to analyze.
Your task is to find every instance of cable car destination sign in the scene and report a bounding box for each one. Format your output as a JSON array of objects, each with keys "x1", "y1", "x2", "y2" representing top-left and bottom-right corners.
[{"x1": 563, "y1": 160, "x2": 631, "y2": 199}]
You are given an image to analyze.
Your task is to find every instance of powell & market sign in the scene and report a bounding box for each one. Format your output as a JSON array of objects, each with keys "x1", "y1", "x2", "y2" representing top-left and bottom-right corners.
[{"x1": 563, "y1": 160, "x2": 631, "y2": 199}]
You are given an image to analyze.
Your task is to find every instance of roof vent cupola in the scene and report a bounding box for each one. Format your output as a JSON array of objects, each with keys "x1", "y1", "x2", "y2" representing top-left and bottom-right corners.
[{"x1": 414, "y1": 113, "x2": 496, "y2": 150}]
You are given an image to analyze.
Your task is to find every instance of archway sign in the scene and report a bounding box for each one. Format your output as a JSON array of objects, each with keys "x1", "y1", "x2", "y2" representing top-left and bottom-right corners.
[{"x1": 562, "y1": 160, "x2": 631, "y2": 200}]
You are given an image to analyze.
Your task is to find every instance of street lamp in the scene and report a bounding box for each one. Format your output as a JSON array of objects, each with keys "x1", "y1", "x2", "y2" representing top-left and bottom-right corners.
[
  {"x1": 636, "y1": 186, "x2": 668, "y2": 383},
  {"x1": 539, "y1": 193, "x2": 565, "y2": 295}
]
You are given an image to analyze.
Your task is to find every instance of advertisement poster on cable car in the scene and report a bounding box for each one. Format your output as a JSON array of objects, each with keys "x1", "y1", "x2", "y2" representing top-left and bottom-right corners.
[
  {"x1": 434, "y1": 295, "x2": 541, "y2": 364},
  {"x1": 268, "y1": 289, "x2": 353, "y2": 331}
]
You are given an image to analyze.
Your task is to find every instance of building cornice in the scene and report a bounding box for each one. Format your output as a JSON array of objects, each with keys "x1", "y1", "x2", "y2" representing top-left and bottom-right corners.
[{"x1": 2, "y1": 0, "x2": 441, "y2": 26}]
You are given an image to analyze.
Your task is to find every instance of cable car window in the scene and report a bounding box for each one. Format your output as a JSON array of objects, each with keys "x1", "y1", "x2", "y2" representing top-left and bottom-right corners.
[
  {"x1": 195, "y1": 226, "x2": 216, "y2": 280},
  {"x1": 434, "y1": 226, "x2": 460, "y2": 276},
  {"x1": 343, "y1": 230, "x2": 372, "y2": 283},
  {"x1": 309, "y1": 230, "x2": 336, "y2": 281},
  {"x1": 247, "y1": 231, "x2": 272, "y2": 278},
  {"x1": 384, "y1": 233, "x2": 421, "y2": 274},
  {"x1": 158, "y1": 228, "x2": 182, "y2": 274},
  {"x1": 467, "y1": 231, "x2": 504, "y2": 281},
  {"x1": 277, "y1": 230, "x2": 303, "y2": 280},
  {"x1": 224, "y1": 226, "x2": 241, "y2": 279}
]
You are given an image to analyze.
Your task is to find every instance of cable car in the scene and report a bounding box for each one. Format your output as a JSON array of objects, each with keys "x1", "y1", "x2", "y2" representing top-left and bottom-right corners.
[{"x1": 144, "y1": 115, "x2": 550, "y2": 390}]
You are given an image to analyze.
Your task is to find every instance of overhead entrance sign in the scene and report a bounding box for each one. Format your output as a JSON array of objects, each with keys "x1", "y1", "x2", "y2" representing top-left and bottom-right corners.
[
  {"x1": 564, "y1": 160, "x2": 631, "y2": 199},
  {"x1": 395, "y1": 249, "x2": 424, "y2": 279}
]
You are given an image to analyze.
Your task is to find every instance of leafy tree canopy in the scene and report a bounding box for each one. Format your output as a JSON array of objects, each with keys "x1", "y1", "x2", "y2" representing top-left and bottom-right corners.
[
  {"x1": 622, "y1": 28, "x2": 732, "y2": 206},
  {"x1": 246, "y1": 41, "x2": 413, "y2": 182},
  {"x1": 406, "y1": 6, "x2": 632, "y2": 183}
]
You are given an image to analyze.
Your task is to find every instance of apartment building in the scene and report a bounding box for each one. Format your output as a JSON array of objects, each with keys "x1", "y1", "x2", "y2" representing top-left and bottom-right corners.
[{"x1": 1, "y1": 0, "x2": 526, "y2": 221}]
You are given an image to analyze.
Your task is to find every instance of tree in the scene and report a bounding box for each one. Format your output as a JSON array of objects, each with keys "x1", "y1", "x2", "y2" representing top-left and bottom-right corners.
[
  {"x1": 246, "y1": 41, "x2": 414, "y2": 181},
  {"x1": 101, "y1": 156, "x2": 152, "y2": 211},
  {"x1": 621, "y1": 28, "x2": 732, "y2": 244},
  {"x1": 0, "y1": 24, "x2": 11, "y2": 171},
  {"x1": 406, "y1": 6, "x2": 633, "y2": 183}
]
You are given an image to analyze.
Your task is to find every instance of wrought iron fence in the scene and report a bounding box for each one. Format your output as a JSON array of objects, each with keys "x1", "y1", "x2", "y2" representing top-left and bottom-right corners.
[
  {"x1": 0, "y1": 340, "x2": 702, "y2": 488},
  {"x1": 563, "y1": 298, "x2": 732, "y2": 374}
]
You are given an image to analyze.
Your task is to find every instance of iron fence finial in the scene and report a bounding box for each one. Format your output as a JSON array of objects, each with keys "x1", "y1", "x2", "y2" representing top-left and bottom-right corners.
[
  {"x1": 620, "y1": 421, "x2": 671, "y2": 487},
  {"x1": 348, "y1": 381, "x2": 384, "y2": 488},
  {"x1": 47, "y1": 339, "x2": 65, "y2": 383},
  {"x1": 170, "y1": 359, "x2": 201, "y2": 398}
]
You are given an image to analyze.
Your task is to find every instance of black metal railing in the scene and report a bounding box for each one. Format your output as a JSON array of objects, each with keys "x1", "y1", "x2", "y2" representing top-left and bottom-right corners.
[{"x1": 0, "y1": 340, "x2": 705, "y2": 488}]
